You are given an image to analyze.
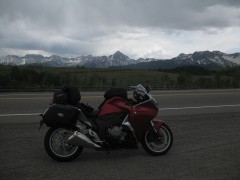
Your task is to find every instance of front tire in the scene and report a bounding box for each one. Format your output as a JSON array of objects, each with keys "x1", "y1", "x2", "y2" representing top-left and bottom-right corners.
[
  {"x1": 142, "y1": 124, "x2": 173, "y2": 156},
  {"x1": 44, "y1": 127, "x2": 83, "y2": 162}
]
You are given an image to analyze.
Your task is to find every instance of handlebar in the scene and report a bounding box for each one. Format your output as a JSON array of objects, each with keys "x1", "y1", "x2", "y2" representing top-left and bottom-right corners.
[{"x1": 130, "y1": 84, "x2": 151, "y2": 93}]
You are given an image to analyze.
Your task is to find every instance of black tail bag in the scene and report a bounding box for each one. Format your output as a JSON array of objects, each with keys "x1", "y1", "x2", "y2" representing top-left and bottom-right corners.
[{"x1": 53, "y1": 85, "x2": 81, "y2": 106}]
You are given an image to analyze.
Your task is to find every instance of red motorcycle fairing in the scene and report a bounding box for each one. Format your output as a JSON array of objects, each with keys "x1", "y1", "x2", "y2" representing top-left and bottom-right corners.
[
  {"x1": 129, "y1": 100, "x2": 159, "y2": 141},
  {"x1": 98, "y1": 97, "x2": 132, "y2": 117},
  {"x1": 97, "y1": 97, "x2": 133, "y2": 140},
  {"x1": 98, "y1": 97, "x2": 161, "y2": 141},
  {"x1": 151, "y1": 118, "x2": 165, "y2": 134}
]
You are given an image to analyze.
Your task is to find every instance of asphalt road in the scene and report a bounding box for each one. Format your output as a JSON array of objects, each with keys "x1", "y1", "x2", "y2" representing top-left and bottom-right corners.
[{"x1": 0, "y1": 89, "x2": 240, "y2": 179}]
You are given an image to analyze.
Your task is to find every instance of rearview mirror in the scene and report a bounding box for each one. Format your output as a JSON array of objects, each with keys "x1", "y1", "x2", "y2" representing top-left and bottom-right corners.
[{"x1": 145, "y1": 85, "x2": 151, "y2": 93}]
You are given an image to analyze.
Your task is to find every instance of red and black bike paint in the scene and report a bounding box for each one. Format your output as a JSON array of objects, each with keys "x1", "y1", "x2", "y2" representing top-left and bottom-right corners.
[{"x1": 40, "y1": 84, "x2": 173, "y2": 162}]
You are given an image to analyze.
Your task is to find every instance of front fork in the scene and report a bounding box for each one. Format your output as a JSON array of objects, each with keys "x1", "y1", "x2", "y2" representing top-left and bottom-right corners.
[{"x1": 150, "y1": 119, "x2": 165, "y2": 134}]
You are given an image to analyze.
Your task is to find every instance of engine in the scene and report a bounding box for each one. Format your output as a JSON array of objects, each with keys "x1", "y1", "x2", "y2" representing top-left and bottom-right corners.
[
  {"x1": 107, "y1": 126, "x2": 126, "y2": 140},
  {"x1": 107, "y1": 125, "x2": 138, "y2": 148}
]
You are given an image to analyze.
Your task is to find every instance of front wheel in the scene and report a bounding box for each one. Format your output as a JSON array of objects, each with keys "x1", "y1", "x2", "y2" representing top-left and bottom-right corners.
[
  {"x1": 44, "y1": 127, "x2": 83, "y2": 162},
  {"x1": 142, "y1": 124, "x2": 173, "y2": 156}
]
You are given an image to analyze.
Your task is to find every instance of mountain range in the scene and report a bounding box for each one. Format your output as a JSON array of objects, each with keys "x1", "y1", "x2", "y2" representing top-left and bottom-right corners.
[{"x1": 0, "y1": 50, "x2": 239, "y2": 69}]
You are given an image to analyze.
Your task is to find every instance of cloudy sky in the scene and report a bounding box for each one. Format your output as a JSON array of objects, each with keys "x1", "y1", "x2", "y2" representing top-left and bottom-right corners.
[{"x1": 0, "y1": 0, "x2": 240, "y2": 59}]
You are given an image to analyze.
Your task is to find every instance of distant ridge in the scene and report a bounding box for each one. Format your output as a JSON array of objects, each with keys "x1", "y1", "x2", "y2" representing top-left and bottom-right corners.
[
  {"x1": 121, "y1": 51, "x2": 240, "y2": 69},
  {"x1": 0, "y1": 50, "x2": 239, "y2": 69}
]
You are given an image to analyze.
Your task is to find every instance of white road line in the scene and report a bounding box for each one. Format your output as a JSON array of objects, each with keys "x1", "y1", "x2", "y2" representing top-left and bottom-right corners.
[
  {"x1": 0, "y1": 93, "x2": 52, "y2": 96},
  {"x1": 159, "y1": 104, "x2": 240, "y2": 111},
  {"x1": 0, "y1": 113, "x2": 41, "y2": 117},
  {"x1": 0, "y1": 104, "x2": 239, "y2": 117}
]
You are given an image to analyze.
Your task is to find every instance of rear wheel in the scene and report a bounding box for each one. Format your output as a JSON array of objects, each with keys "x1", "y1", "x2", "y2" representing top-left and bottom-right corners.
[
  {"x1": 142, "y1": 124, "x2": 173, "y2": 155},
  {"x1": 44, "y1": 127, "x2": 83, "y2": 162}
]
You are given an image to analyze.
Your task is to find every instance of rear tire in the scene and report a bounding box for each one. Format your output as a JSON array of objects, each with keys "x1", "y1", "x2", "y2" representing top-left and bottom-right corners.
[
  {"x1": 142, "y1": 124, "x2": 173, "y2": 156},
  {"x1": 44, "y1": 127, "x2": 83, "y2": 162}
]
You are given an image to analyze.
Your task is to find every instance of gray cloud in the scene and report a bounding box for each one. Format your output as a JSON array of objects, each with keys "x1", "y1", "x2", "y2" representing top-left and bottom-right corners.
[
  {"x1": 0, "y1": 0, "x2": 240, "y2": 58},
  {"x1": 2, "y1": 0, "x2": 240, "y2": 29}
]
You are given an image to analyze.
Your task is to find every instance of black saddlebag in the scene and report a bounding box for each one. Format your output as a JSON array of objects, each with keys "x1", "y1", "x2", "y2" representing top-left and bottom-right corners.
[
  {"x1": 104, "y1": 88, "x2": 128, "y2": 100},
  {"x1": 53, "y1": 85, "x2": 81, "y2": 106},
  {"x1": 42, "y1": 104, "x2": 79, "y2": 127}
]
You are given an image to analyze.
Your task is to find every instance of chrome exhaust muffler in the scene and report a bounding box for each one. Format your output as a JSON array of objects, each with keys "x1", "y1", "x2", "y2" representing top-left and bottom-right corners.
[{"x1": 67, "y1": 131, "x2": 101, "y2": 149}]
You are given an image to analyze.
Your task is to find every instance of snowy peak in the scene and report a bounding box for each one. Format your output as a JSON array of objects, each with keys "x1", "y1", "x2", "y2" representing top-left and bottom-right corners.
[
  {"x1": 222, "y1": 53, "x2": 240, "y2": 65},
  {"x1": 75, "y1": 51, "x2": 135, "y2": 68},
  {"x1": 173, "y1": 51, "x2": 238, "y2": 67},
  {"x1": 0, "y1": 55, "x2": 24, "y2": 65},
  {"x1": 112, "y1": 51, "x2": 130, "y2": 61}
]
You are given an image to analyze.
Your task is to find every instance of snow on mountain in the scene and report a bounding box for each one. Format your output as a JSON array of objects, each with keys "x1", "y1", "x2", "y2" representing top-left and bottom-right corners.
[
  {"x1": 0, "y1": 55, "x2": 25, "y2": 65},
  {"x1": 0, "y1": 50, "x2": 239, "y2": 68},
  {"x1": 222, "y1": 53, "x2": 240, "y2": 65},
  {"x1": 172, "y1": 51, "x2": 237, "y2": 68}
]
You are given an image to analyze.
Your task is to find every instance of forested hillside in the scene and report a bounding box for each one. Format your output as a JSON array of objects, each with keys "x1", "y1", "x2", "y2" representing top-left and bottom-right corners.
[{"x1": 0, "y1": 65, "x2": 239, "y2": 91}]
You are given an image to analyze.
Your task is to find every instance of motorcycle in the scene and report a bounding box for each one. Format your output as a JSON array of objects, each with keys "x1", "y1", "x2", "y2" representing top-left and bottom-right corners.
[{"x1": 39, "y1": 84, "x2": 173, "y2": 162}]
